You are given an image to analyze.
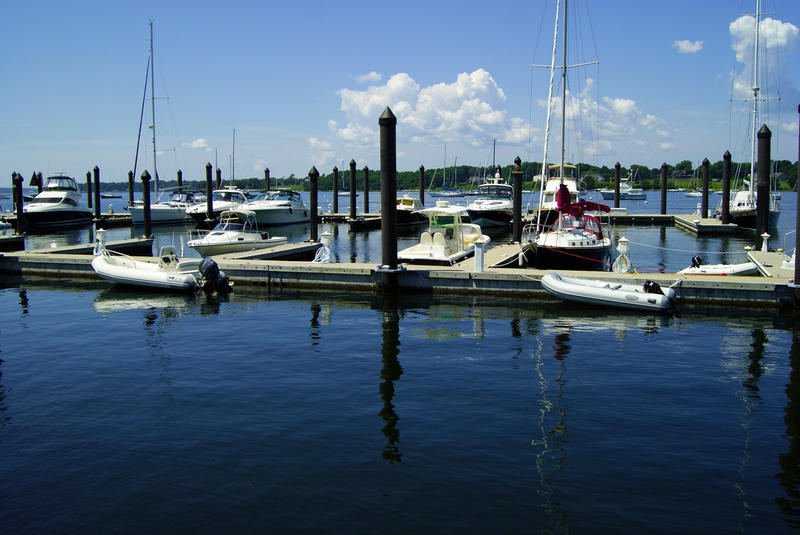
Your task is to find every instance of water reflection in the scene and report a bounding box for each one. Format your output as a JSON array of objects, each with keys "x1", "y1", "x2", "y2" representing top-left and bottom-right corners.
[
  {"x1": 530, "y1": 321, "x2": 570, "y2": 532},
  {"x1": 0, "y1": 358, "x2": 8, "y2": 428},
  {"x1": 18, "y1": 288, "x2": 28, "y2": 315},
  {"x1": 777, "y1": 324, "x2": 800, "y2": 528},
  {"x1": 378, "y1": 294, "x2": 403, "y2": 464}
]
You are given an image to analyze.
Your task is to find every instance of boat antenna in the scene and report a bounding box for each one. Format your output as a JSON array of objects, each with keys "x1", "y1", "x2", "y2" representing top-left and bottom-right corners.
[{"x1": 149, "y1": 20, "x2": 158, "y2": 196}]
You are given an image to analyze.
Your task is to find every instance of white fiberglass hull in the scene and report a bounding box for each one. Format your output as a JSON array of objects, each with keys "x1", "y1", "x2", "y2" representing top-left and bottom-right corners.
[
  {"x1": 249, "y1": 205, "x2": 310, "y2": 226},
  {"x1": 677, "y1": 261, "x2": 758, "y2": 276},
  {"x1": 188, "y1": 237, "x2": 287, "y2": 257},
  {"x1": 91, "y1": 255, "x2": 200, "y2": 290}
]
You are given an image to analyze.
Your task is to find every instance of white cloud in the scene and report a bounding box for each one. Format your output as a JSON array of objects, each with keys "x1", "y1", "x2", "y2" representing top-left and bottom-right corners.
[
  {"x1": 659, "y1": 142, "x2": 675, "y2": 150},
  {"x1": 673, "y1": 40, "x2": 703, "y2": 54},
  {"x1": 730, "y1": 14, "x2": 799, "y2": 96},
  {"x1": 333, "y1": 69, "x2": 525, "y2": 149},
  {"x1": 183, "y1": 138, "x2": 210, "y2": 150},
  {"x1": 354, "y1": 71, "x2": 382, "y2": 84}
]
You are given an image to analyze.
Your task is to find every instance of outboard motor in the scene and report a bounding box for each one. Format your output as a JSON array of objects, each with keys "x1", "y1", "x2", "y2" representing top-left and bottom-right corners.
[
  {"x1": 199, "y1": 257, "x2": 231, "y2": 293},
  {"x1": 691, "y1": 256, "x2": 703, "y2": 268},
  {"x1": 643, "y1": 280, "x2": 665, "y2": 295}
]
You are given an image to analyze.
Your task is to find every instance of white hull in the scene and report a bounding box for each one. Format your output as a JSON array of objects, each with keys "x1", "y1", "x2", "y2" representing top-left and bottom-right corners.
[
  {"x1": 189, "y1": 236, "x2": 286, "y2": 257},
  {"x1": 130, "y1": 204, "x2": 193, "y2": 225},
  {"x1": 541, "y1": 273, "x2": 675, "y2": 312},
  {"x1": 250, "y1": 206, "x2": 310, "y2": 225}
]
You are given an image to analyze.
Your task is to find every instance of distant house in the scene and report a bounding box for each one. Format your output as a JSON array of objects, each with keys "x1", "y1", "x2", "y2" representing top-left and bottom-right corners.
[{"x1": 671, "y1": 170, "x2": 691, "y2": 179}]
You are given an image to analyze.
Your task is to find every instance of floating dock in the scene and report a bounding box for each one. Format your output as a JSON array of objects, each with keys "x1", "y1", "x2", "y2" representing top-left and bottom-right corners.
[{"x1": 0, "y1": 238, "x2": 794, "y2": 308}]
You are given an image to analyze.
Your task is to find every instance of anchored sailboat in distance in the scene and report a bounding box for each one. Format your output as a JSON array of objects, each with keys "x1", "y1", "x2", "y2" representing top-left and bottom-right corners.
[{"x1": 522, "y1": 0, "x2": 612, "y2": 271}]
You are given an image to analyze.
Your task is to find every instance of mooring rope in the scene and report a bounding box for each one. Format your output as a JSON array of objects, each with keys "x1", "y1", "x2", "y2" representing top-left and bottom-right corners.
[{"x1": 623, "y1": 238, "x2": 752, "y2": 257}]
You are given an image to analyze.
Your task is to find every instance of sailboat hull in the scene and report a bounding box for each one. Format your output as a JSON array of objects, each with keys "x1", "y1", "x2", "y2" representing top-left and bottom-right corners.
[{"x1": 524, "y1": 242, "x2": 612, "y2": 271}]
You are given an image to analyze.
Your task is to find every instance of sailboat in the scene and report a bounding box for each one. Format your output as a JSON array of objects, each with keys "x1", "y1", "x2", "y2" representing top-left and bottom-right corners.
[
  {"x1": 522, "y1": 0, "x2": 612, "y2": 271},
  {"x1": 129, "y1": 21, "x2": 196, "y2": 226},
  {"x1": 717, "y1": 0, "x2": 780, "y2": 229}
]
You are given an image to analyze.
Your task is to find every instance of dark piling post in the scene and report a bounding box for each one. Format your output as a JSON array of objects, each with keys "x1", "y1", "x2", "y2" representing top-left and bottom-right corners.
[
  {"x1": 215, "y1": 168, "x2": 222, "y2": 189},
  {"x1": 309, "y1": 166, "x2": 319, "y2": 242},
  {"x1": 379, "y1": 107, "x2": 398, "y2": 281},
  {"x1": 756, "y1": 125, "x2": 771, "y2": 249},
  {"x1": 93, "y1": 166, "x2": 101, "y2": 220},
  {"x1": 660, "y1": 163, "x2": 667, "y2": 214},
  {"x1": 363, "y1": 166, "x2": 370, "y2": 214},
  {"x1": 12, "y1": 172, "x2": 24, "y2": 234},
  {"x1": 418, "y1": 165, "x2": 425, "y2": 206},
  {"x1": 141, "y1": 170, "x2": 152, "y2": 238},
  {"x1": 721, "y1": 151, "x2": 731, "y2": 224},
  {"x1": 205, "y1": 163, "x2": 214, "y2": 223},
  {"x1": 332, "y1": 166, "x2": 339, "y2": 213},
  {"x1": 701, "y1": 158, "x2": 710, "y2": 218},
  {"x1": 512, "y1": 157, "x2": 523, "y2": 242},
  {"x1": 127, "y1": 171, "x2": 135, "y2": 207},
  {"x1": 177, "y1": 169, "x2": 183, "y2": 188},
  {"x1": 349, "y1": 159, "x2": 357, "y2": 220},
  {"x1": 264, "y1": 168, "x2": 270, "y2": 192},
  {"x1": 795, "y1": 105, "x2": 800, "y2": 293},
  {"x1": 613, "y1": 162, "x2": 620, "y2": 208},
  {"x1": 86, "y1": 171, "x2": 93, "y2": 209},
  {"x1": 36, "y1": 172, "x2": 43, "y2": 193}
]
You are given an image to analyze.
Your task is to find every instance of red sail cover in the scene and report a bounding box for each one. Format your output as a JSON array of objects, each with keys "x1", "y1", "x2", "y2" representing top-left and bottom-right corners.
[{"x1": 556, "y1": 184, "x2": 610, "y2": 217}]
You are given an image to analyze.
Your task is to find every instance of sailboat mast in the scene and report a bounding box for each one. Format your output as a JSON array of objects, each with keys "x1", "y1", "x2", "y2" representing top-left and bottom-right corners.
[
  {"x1": 559, "y1": 0, "x2": 567, "y2": 183},
  {"x1": 149, "y1": 20, "x2": 158, "y2": 195},
  {"x1": 232, "y1": 128, "x2": 236, "y2": 185},
  {"x1": 749, "y1": 0, "x2": 760, "y2": 195}
]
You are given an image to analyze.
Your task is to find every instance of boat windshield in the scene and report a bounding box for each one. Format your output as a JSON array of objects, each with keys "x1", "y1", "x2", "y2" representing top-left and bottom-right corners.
[
  {"x1": 477, "y1": 185, "x2": 512, "y2": 199},
  {"x1": 268, "y1": 191, "x2": 300, "y2": 201},
  {"x1": 44, "y1": 176, "x2": 78, "y2": 191},
  {"x1": 212, "y1": 191, "x2": 247, "y2": 203}
]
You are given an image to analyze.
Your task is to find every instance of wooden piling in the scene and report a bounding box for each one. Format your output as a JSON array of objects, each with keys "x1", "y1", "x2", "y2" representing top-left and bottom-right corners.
[
  {"x1": 215, "y1": 168, "x2": 222, "y2": 189},
  {"x1": 12, "y1": 172, "x2": 24, "y2": 234},
  {"x1": 309, "y1": 166, "x2": 319, "y2": 242},
  {"x1": 177, "y1": 169, "x2": 183, "y2": 188},
  {"x1": 86, "y1": 171, "x2": 92, "y2": 209},
  {"x1": 349, "y1": 159, "x2": 357, "y2": 220},
  {"x1": 141, "y1": 170, "x2": 152, "y2": 238},
  {"x1": 701, "y1": 158, "x2": 709, "y2": 218},
  {"x1": 264, "y1": 168, "x2": 270, "y2": 192},
  {"x1": 363, "y1": 166, "x2": 369, "y2": 213},
  {"x1": 127, "y1": 171, "x2": 135, "y2": 207},
  {"x1": 756, "y1": 125, "x2": 771, "y2": 249},
  {"x1": 379, "y1": 107, "x2": 398, "y2": 277},
  {"x1": 332, "y1": 166, "x2": 339, "y2": 213},
  {"x1": 660, "y1": 163, "x2": 667, "y2": 214},
  {"x1": 614, "y1": 162, "x2": 620, "y2": 208},
  {"x1": 419, "y1": 165, "x2": 425, "y2": 207},
  {"x1": 721, "y1": 151, "x2": 731, "y2": 224},
  {"x1": 93, "y1": 166, "x2": 101, "y2": 221},
  {"x1": 205, "y1": 163, "x2": 214, "y2": 224},
  {"x1": 512, "y1": 157, "x2": 523, "y2": 243}
]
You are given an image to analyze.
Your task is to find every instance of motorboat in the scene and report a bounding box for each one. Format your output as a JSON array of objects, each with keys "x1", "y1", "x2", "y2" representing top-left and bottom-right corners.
[
  {"x1": 533, "y1": 165, "x2": 579, "y2": 227},
  {"x1": 396, "y1": 195, "x2": 427, "y2": 226},
  {"x1": 247, "y1": 189, "x2": 310, "y2": 226},
  {"x1": 599, "y1": 169, "x2": 646, "y2": 201},
  {"x1": 91, "y1": 229, "x2": 230, "y2": 292},
  {"x1": 465, "y1": 169, "x2": 514, "y2": 228},
  {"x1": 541, "y1": 272, "x2": 676, "y2": 312},
  {"x1": 22, "y1": 175, "x2": 93, "y2": 229},
  {"x1": 398, "y1": 200, "x2": 490, "y2": 265},
  {"x1": 186, "y1": 187, "x2": 250, "y2": 227},
  {"x1": 187, "y1": 208, "x2": 287, "y2": 256},
  {"x1": 129, "y1": 188, "x2": 202, "y2": 225},
  {"x1": 677, "y1": 256, "x2": 758, "y2": 276}
]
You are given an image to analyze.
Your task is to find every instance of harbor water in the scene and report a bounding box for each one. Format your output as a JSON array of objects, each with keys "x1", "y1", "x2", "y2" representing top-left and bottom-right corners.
[{"x1": 1, "y1": 189, "x2": 799, "y2": 533}]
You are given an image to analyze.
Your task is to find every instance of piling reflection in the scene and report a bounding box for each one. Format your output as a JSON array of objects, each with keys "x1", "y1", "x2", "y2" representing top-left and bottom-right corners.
[
  {"x1": 0, "y1": 358, "x2": 8, "y2": 428},
  {"x1": 310, "y1": 303, "x2": 321, "y2": 346},
  {"x1": 777, "y1": 324, "x2": 800, "y2": 528},
  {"x1": 18, "y1": 288, "x2": 28, "y2": 315},
  {"x1": 530, "y1": 320, "x2": 570, "y2": 532},
  {"x1": 379, "y1": 294, "x2": 403, "y2": 464}
]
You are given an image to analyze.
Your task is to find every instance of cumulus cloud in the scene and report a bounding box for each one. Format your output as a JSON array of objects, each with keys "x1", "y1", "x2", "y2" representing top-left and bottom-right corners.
[
  {"x1": 355, "y1": 71, "x2": 382, "y2": 84},
  {"x1": 730, "y1": 14, "x2": 799, "y2": 96},
  {"x1": 309, "y1": 137, "x2": 336, "y2": 168},
  {"x1": 183, "y1": 138, "x2": 210, "y2": 150},
  {"x1": 332, "y1": 69, "x2": 524, "y2": 149},
  {"x1": 673, "y1": 40, "x2": 703, "y2": 54}
]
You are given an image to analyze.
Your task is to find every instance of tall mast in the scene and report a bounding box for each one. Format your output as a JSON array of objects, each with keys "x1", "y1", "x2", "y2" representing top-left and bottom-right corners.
[
  {"x1": 149, "y1": 20, "x2": 158, "y2": 195},
  {"x1": 749, "y1": 0, "x2": 760, "y2": 195},
  {"x1": 559, "y1": 0, "x2": 567, "y2": 183},
  {"x1": 232, "y1": 128, "x2": 236, "y2": 184}
]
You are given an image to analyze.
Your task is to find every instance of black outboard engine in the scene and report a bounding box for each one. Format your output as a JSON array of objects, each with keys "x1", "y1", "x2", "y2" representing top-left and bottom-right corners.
[
  {"x1": 199, "y1": 257, "x2": 231, "y2": 293},
  {"x1": 691, "y1": 256, "x2": 703, "y2": 268},
  {"x1": 643, "y1": 280, "x2": 665, "y2": 295}
]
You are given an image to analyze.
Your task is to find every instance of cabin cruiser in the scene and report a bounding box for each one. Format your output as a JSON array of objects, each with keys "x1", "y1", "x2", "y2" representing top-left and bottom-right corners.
[
  {"x1": 187, "y1": 208, "x2": 287, "y2": 256},
  {"x1": 465, "y1": 169, "x2": 514, "y2": 228},
  {"x1": 599, "y1": 169, "x2": 646, "y2": 200},
  {"x1": 129, "y1": 189, "x2": 202, "y2": 225},
  {"x1": 247, "y1": 189, "x2": 310, "y2": 225},
  {"x1": 186, "y1": 187, "x2": 250, "y2": 227},
  {"x1": 396, "y1": 194, "x2": 427, "y2": 226},
  {"x1": 398, "y1": 200, "x2": 490, "y2": 265},
  {"x1": 22, "y1": 175, "x2": 93, "y2": 229}
]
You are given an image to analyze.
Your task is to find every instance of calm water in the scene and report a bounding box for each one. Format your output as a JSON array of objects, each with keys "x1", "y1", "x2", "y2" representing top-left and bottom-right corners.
[{"x1": 1, "y1": 189, "x2": 799, "y2": 533}]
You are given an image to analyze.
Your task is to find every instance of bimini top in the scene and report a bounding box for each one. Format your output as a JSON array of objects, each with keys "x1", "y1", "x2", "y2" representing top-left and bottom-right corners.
[
  {"x1": 417, "y1": 200, "x2": 467, "y2": 216},
  {"x1": 43, "y1": 175, "x2": 79, "y2": 191}
]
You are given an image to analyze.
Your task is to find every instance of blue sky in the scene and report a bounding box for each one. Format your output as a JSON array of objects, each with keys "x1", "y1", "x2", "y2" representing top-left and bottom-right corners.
[{"x1": 2, "y1": 0, "x2": 799, "y2": 185}]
